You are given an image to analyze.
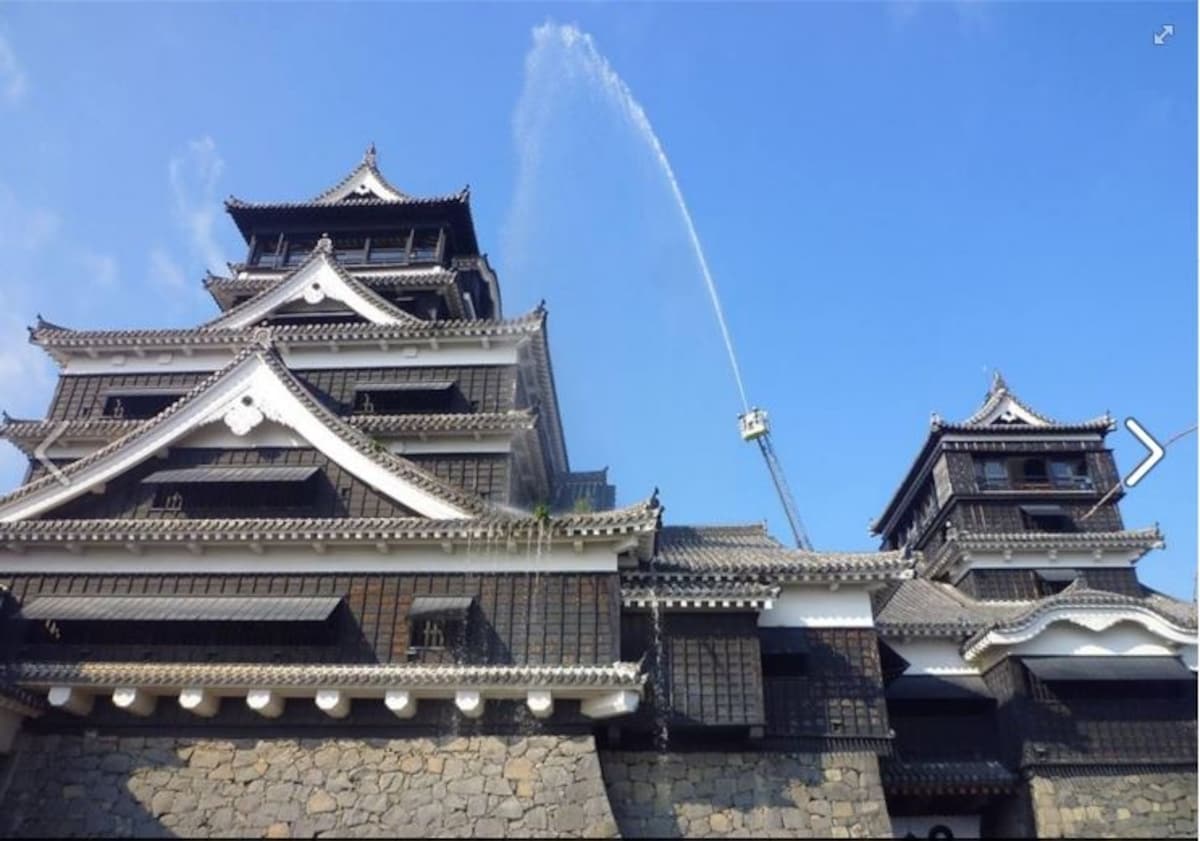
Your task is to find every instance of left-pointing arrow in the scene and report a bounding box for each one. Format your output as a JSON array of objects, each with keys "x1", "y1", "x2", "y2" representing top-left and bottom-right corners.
[{"x1": 1124, "y1": 417, "x2": 1165, "y2": 487}]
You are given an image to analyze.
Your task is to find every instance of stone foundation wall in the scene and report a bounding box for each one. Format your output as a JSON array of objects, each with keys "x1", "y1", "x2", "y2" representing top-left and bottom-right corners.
[
  {"x1": 599, "y1": 750, "x2": 890, "y2": 838},
  {"x1": 0, "y1": 732, "x2": 618, "y2": 838},
  {"x1": 1029, "y1": 768, "x2": 1198, "y2": 839}
]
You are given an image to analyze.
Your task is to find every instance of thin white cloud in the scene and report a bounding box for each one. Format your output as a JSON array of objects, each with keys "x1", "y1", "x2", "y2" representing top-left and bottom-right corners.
[
  {"x1": 0, "y1": 32, "x2": 27, "y2": 105},
  {"x1": 168, "y1": 136, "x2": 228, "y2": 275},
  {"x1": 79, "y1": 251, "x2": 118, "y2": 288},
  {"x1": 0, "y1": 185, "x2": 58, "y2": 250},
  {"x1": 886, "y1": 0, "x2": 993, "y2": 32},
  {"x1": 148, "y1": 247, "x2": 188, "y2": 290}
]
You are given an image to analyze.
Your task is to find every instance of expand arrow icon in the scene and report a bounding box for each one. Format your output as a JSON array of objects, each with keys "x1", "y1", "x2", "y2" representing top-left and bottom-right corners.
[
  {"x1": 1154, "y1": 24, "x2": 1175, "y2": 45},
  {"x1": 1124, "y1": 417, "x2": 1164, "y2": 487}
]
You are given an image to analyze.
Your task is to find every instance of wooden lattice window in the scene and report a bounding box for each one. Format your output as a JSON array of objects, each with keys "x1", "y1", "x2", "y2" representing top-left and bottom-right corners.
[{"x1": 413, "y1": 619, "x2": 448, "y2": 649}]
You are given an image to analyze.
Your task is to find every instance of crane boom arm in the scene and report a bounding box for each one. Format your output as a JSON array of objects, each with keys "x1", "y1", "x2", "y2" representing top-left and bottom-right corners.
[{"x1": 756, "y1": 432, "x2": 813, "y2": 551}]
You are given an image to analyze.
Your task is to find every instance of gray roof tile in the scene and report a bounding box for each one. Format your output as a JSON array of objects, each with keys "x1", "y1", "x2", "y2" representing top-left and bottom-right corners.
[
  {"x1": 10, "y1": 660, "x2": 644, "y2": 691},
  {"x1": 875, "y1": 579, "x2": 1022, "y2": 637},
  {"x1": 21, "y1": 595, "x2": 342, "y2": 623},
  {"x1": 653, "y1": 524, "x2": 912, "y2": 580}
]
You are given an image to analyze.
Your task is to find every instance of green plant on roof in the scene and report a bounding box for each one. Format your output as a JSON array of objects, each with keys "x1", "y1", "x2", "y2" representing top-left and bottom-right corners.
[
  {"x1": 532, "y1": 502, "x2": 551, "y2": 524},
  {"x1": 572, "y1": 497, "x2": 593, "y2": 514}
]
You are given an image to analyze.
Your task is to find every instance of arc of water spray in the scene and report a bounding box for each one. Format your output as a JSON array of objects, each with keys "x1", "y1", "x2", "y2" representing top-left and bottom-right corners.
[{"x1": 520, "y1": 23, "x2": 752, "y2": 415}]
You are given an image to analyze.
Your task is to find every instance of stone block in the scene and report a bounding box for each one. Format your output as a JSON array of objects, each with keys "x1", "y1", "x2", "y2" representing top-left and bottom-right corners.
[{"x1": 306, "y1": 791, "x2": 336, "y2": 815}]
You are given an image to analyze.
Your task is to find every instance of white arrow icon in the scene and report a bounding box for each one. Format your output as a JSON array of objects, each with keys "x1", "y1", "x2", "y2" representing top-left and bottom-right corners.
[
  {"x1": 1124, "y1": 417, "x2": 1165, "y2": 487},
  {"x1": 1154, "y1": 24, "x2": 1175, "y2": 45}
]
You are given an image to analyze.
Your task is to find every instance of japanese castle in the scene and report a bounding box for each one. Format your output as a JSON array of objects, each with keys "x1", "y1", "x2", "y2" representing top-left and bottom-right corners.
[{"x1": 0, "y1": 148, "x2": 1193, "y2": 839}]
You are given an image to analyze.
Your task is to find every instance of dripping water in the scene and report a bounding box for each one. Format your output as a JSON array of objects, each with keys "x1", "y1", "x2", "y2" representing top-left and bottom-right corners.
[{"x1": 645, "y1": 551, "x2": 670, "y2": 753}]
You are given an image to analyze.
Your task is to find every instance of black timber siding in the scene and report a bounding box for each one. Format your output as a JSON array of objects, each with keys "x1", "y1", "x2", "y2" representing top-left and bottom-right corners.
[
  {"x1": 763, "y1": 628, "x2": 889, "y2": 741},
  {"x1": 43, "y1": 365, "x2": 519, "y2": 421},
  {"x1": 1, "y1": 572, "x2": 619, "y2": 667},
  {"x1": 292, "y1": 367, "x2": 518, "y2": 414},
  {"x1": 39, "y1": 448, "x2": 417, "y2": 520},
  {"x1": 888, "y1": 703, "x2": 1001, "y2": 763},
  {"x1": 406, "y1": 454, "x2": 511, "y2": 505},
  {"x1": 957, "y1": 567, "x2": 1143, "y2": 601},
  {"x1": 661, "y1": 613, "x2": 764, "y2": 728},
  {"x1": 983, "y1": 658, "x2": 1198, "y2": 767},
  {"x1": 950, "y1": 499, "x2": 1124, "y2": 535}
]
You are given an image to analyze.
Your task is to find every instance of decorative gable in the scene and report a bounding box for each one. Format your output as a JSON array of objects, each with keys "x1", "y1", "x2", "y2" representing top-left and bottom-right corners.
[
  {"x1": 312, "y1": 145, "x2": 409, "y2": 204},
  {"x1": 205, "y1": 241, "x2": 421, "y2": 330},
  {"x1": 960, "y1": 371, "x2": 1056, "y2": 428},
  {"x1": 0, "y1": 349, "x2": 487, "y2": 522}
]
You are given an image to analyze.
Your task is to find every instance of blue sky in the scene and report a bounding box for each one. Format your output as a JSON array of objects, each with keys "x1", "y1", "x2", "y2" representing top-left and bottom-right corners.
[{"x1": 0, "y1": 3, "x2": 1194, "y2": 597}]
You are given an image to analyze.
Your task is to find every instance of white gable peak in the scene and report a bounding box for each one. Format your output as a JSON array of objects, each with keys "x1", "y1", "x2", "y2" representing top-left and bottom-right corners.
[
  {"x1": 205, "y1": 245, "x2": 420, "y2": 331},
  {"x1": 0, "y1": 351, "x2": 479, "y2": 522}
]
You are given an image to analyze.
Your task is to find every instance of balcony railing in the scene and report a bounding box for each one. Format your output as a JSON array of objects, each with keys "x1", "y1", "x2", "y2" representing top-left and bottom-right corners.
[
  {"x1": 251, "y1": 230, "x2": 447, "y2": 269},
  {"x1": 978, "y1": 476, "x2": 1095, "y2": 491}
]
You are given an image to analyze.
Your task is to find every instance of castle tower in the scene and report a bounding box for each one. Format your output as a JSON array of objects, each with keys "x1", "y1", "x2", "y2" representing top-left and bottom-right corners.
[
  {"x1": 0, "y1": 150, "x2": 649, "y2": 837},
  {"x1": 871, "y1": 374, "x2": 1197, "y2": 837}
]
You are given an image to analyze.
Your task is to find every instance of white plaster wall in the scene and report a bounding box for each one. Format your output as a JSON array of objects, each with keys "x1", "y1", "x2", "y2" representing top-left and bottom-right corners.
[
  {"x1": 179, "y1": 420, "x2": 307, "y2": 449},
  {"x1": 886, "y1": 639, "x2": 979, "y2": 675},
  {"x1": 757, "y1": 586, "x2": 874, "y2": 628},
  {"x1": 1011, "y1": 621, "x2": 1177, "y2": 658}
]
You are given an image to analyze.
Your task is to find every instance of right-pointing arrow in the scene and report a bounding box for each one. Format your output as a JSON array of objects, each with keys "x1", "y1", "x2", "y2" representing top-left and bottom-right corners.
[{"x1": 1124, "y1": 417, "x2": 1165, "y2": 488}]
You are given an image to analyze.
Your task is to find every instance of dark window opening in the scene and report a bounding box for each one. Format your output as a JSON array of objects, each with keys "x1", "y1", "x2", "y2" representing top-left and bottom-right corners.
[
  {"x1": 762, "y1": 652, "x2": 808, "y2": 677},
  {"x1": 977, "y1": 459, "x2": 1009, "y2": 490},
  {"x1": 284, "y1": 236, "x2": 317, "y2": 266},
  {"x1": 102, "y1": 392, "x2": 186, "y2": 419},
  {"x1": 1021, "y1": 505, "x2": 1076, "y2": 533},
  {"x1": 368, "y1": 232, "x2": 410, "y2": 263},
  {"x1": 406, "y1": 596, "x2": 473, "y2": 660},
  {"x1": 1020, "y1": 458, "x2": 1049, "y2": 487},
  {"x1": 264, "y1": 303, "x2": 366, "y2": 327},
  {"x1": 150, "y1": 480, "x2": 316, "y2": 515},
  {"x1": 383, "y1": 290, "x2": 450, "y2": 321},
  {"x1": 1034, "y1": 678, "x2": 1194, "y2": 702},
  {"x1": 332, "y1": 235, "x2": 366, "y2": 264},
  {"x1": 760, "y1": 628, "x2": 810, "y2": 678},
  {"x1": 143, "y1": 466, "x2": 322, "y2": 517},
  {"x1": 1048, "y1": 458, "x2": 1092, "y2": 490},
  {"x1": 976, "y1": 456, "x2": 1094, "y2": 491},
  {"x1": 353, "y1": 381, "x2": 466, "y2": 414},
  {"x1": 1035, "y1": 568, "x2": 1079, "y2": 596},
  {"x1": 251, "y1": 233, "x2": 282, "y2": 267},
  {"x1": 412, "y1": 618, "x2": 449, "y2": 649},
  {"x1": 411, "y1": 228, "x2": 443, "y2": 262},
  {"x1": 36, "y1": 618, "x2": 336, "y2": 648}
]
